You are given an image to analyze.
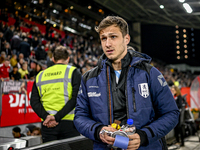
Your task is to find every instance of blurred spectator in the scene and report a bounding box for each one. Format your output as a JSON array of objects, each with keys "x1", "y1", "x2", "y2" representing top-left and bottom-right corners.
[
  {"x1": 46, "y1": 51, "x2": 54, "y2": 68},
  {"x1": 0, "y1": 58, "x2": 10, "y2": 81},
  {"x1": 31, "y1": 127, "x2": 41, "y2": 136},
  {"x1": 18, "y1": 38, "x2": 30, "y2": 61},
  {"x1": 10, "y1": 32, "x2": 22, "y2": 55},
  {"x1": 35, "y1": 44, "x2": 47, "y2": 61},
  {"x1": 30, "y1": 49, "x2": 36, "y2": 59},
  {"x1": 171, "y1": 85, "x2": 185, "y2": 147},
  {"x1": 32, "y1": 36, "x2": 39, "y2": 48},
  {"x1": 29, "y1": 61, "x2": 36, "y2": 70},
  {"x1": 30, "y1": 63, "x2": 42, "y2": 80},
  {"x1": 9, "y1": 65, "x2": 21, "y2": 81},
  {"x1": 12, "y1": 126, "x2": 25, "y2": 138},
  {"x1": 25, "y1": 125, "x2": 36, "y2": 136},
  {"x1": 0, "y1": 32, "x2": 6, "y2": 52},
  {"x1": 17, "y1": 58, "x2": 24, "y2": 69},
  {"x1": 2, "y1": 42, "x2": 12, "y2": 58},
  {"x1": 82, "y1": 63, "x2": 92, "y2": 74},
  {"x1": 0, "y1": 51, "x2": 6, "y2": 64},
  {"x1": 3, "y1": 25, "x2": 15, "y2": 42},
  {"x1": 2, "y1": 23, "x2": 8, "y2": 33},
  {"x1": 18, "y1": 63, "x2": 29, "y2": 79},
  {"x1": 18, "y1": 53, "x2": 24, "y2": 61},
  {"x1": 10, "y1": 54, "x2": 18, "y2": 67},
  {"x1": 0, "y1": 22, "x2": 3, "y2": 32}
]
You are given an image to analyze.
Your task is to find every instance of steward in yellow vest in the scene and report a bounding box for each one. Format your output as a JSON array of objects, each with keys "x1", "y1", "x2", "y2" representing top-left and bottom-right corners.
[{"x1": 30, "y1": 46, "x2": 81, "y2": 143}]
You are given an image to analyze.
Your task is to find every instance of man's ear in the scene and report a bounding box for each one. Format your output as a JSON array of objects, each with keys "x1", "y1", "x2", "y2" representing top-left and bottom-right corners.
[
  {"x1": 52, "y1": 57, "x2": 56, "y2": 63},
  {"x1": 67, "y1": 57, "x2": 70, "y2": 63},
  {"x1": 125, "y1": 34, "x2": 130, "y2": 45}
]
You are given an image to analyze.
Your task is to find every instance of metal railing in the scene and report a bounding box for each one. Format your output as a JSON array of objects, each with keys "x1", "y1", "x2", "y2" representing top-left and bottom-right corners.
[{"x1": 19, "y1": 135, "x2": 93, "y2": 150}]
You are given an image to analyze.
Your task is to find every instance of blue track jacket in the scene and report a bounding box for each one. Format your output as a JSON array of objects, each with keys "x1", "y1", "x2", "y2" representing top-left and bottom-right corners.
[{"x1": 74, "y1": 49, "x2": 179, "y2": 150}]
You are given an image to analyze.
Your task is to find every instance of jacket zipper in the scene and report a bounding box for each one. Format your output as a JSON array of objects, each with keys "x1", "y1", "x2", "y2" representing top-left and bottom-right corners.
[
  {"x1": 107, "y1": 66, "x2": 112, "y2": 125},
  {"x1": 132, "y1": 87, "x2": 136, "y2": 112}
]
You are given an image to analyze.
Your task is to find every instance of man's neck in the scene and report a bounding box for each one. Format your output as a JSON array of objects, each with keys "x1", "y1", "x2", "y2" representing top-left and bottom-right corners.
[
  {"x1": 112, "y1": 61, "x2": 121, "y2": 71},
  {"x1": 55, "y1": 59, "x2": 68, "y2": 65},
  {"x1": 56, "y1": 60, "x2": 68, "y2": 65}
]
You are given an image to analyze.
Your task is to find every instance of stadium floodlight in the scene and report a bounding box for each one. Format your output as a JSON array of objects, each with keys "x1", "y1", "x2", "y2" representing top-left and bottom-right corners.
[
  {"x1": 71, "y1": 17, "x2": 77, "y2": 22},
  {"x1": 32, "y1": 0, "x2": 38, "y2": 4},
  {"x1": 160, "y1": 5, "x2": 164, "y2": 9},
  {"x1": 53, "y1": 9, "x2": 59, "y2": 14},
  {"x1": 179, "y1": 0, "x2": 185, "y2": 3},
  {"x1": 183, "y1": 3, "x2": 193, "y2": 13},
  {"x1": 64, "y1": 26, "x2": 78, "y2": 34}
]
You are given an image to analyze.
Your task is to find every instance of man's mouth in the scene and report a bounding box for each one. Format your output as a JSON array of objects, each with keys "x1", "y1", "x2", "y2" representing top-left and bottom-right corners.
[{"x1": 106, "y1": 50, "x2": 114, "y2": 54}]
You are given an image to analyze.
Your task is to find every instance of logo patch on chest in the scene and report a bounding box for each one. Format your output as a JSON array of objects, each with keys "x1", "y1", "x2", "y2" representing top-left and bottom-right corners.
[
  {"x1": 88, "y1": 92, "x2": 101, "y2": 97},
  {"x1": 138, "y1": 83, "x2": 149, "y2": 98}
]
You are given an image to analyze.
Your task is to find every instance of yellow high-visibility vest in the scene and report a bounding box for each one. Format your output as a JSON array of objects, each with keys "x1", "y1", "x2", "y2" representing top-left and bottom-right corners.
[{"x1": 36, "y1": 64, "x2": 76, "y2": 121}]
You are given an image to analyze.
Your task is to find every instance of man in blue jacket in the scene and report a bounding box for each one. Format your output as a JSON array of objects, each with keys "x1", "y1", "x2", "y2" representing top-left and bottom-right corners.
[{"x1": 74, "y1": 16, "x2": 179, "y2": 150}]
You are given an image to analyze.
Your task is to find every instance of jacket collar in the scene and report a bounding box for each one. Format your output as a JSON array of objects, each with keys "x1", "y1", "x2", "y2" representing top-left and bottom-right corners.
[{"x1": 97, "y1": 47, "x2": 152, "y2": 68}]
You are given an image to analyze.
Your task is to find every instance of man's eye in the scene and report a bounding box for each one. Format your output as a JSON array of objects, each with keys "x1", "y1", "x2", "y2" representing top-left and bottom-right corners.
[
  {"x1": 111, "y1": 36, "x2": 116, "y2": 39},
  {"x1": 101, "y1": 37, "x2": 106, "y2": 41}
]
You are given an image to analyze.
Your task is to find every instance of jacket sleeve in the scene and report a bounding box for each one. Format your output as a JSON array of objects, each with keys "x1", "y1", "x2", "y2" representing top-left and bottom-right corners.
[
  {"x1": 74, "y1": 77, "x2": 103, "y2": 141},
  {"x1": 140, "y1": 67, "x2": 180, "y2": 144},
  {"x1": 54, "y1": 69, "x2": 81, "y2": 122},
  {"x1": 30, "y1": 81, "x2": 49, "y2": 120}
]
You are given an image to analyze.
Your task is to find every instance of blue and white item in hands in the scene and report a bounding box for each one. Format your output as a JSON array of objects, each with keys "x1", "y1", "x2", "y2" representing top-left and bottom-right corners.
[{"x1": 125, "y1": 119, "x2": 136, "y2": 135}]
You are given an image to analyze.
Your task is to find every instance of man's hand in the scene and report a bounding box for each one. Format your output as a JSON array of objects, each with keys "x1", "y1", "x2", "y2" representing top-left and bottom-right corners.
[
  {"x1": 127, "y1": 133, "x2": 141, "y2": 150},
  {"x1": 99, "y1": 126, "x2": 117, "y2": 145},
  {"x1": 43, "y1": 115, "x2": 58, "y2": 128},
  {"x1": 46, "y1": 120, "x2": 58, "y2": 128}
]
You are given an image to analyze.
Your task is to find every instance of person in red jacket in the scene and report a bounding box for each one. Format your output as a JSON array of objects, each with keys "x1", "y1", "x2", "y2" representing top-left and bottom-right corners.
[{"x1": 0, "y1": 58, "x2": 10, "y2": 81}]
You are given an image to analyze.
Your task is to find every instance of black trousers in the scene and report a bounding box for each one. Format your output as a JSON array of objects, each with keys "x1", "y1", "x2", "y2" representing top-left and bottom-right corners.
[
  {"x1": 41, "y1": 120, "x2": 80, "y2": 143},
  {"x1": 174, "y1": 124, "x2": 184, "y2": 145}
]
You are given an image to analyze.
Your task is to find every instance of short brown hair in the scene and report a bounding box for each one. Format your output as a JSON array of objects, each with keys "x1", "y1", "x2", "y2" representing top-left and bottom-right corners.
[
  {"x1": 53, "y1": 46, "x2": 69, "y2": 62},
  {"x1": 95, "y1": 16, "x2": 129, "y2": 37}
]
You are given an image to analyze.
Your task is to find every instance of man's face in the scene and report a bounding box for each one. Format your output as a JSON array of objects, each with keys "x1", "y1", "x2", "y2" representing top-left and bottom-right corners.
[
  {"x1": 30, "y1": 62, "x2": 36, "y2": 69},
  {"x1": 12, "y1": 131, "x2": 20, "y2": 138},
  {"x1": 99, "y1": 25, "x2": 130, "y2": 63},
  {"x1": 27, "y1": 131, "x2": 31, "y2": 136},
  {"x1": 19, "y1": 54, "x2": 24, "y2": 59},
  {"x1": 5, "y1": 44, "x2": 9, "y2": 49},
  {"x1": 171, "y1": 87, "x2": 176, "y2": 96},
  {"x1": 13, "y1": 67, "x2": 18, "y2": 72},
  {"x1": 31, "y1": 130, "x2": 40, "y2": 136},
  {"x1": 4, "y1": 61, "x2": 10, "y2": 67},
  {"x1": 22, "y1": 64, "x2": 27, "y2": 70}
]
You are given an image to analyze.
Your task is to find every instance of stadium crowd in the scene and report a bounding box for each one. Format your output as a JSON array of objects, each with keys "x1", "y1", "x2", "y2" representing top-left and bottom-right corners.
[{"x1": 0, "y1": 13, "x2": 196, "y2": 88}]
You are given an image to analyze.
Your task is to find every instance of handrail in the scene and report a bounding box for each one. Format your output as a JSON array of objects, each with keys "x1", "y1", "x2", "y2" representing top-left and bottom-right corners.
[
  {"x1": 19, "y1": 135, "x2": 93, "y2": 150},
  {"x1": 29, "y1": 58, "x2": 47, "y2": 70}
]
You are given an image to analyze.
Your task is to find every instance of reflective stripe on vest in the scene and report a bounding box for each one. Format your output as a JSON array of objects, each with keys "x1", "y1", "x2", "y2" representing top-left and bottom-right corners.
[
  {"x1": 36, "y1": 64, "x2": 75, "y2": 121},
  {"x1": 47, "y1": 109, "x2": 75, "y2": 115}
]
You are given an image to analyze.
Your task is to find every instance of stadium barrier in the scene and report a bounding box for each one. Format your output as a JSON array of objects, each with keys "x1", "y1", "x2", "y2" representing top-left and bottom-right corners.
[{"x1": 19, "y1": 135, "x2": 93, "y2": 150}]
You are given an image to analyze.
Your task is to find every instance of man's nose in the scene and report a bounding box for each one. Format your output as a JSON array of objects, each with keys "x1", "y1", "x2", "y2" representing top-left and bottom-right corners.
[{"x1": 105, "y1": 38, "x2": 111, "y2": 47}]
